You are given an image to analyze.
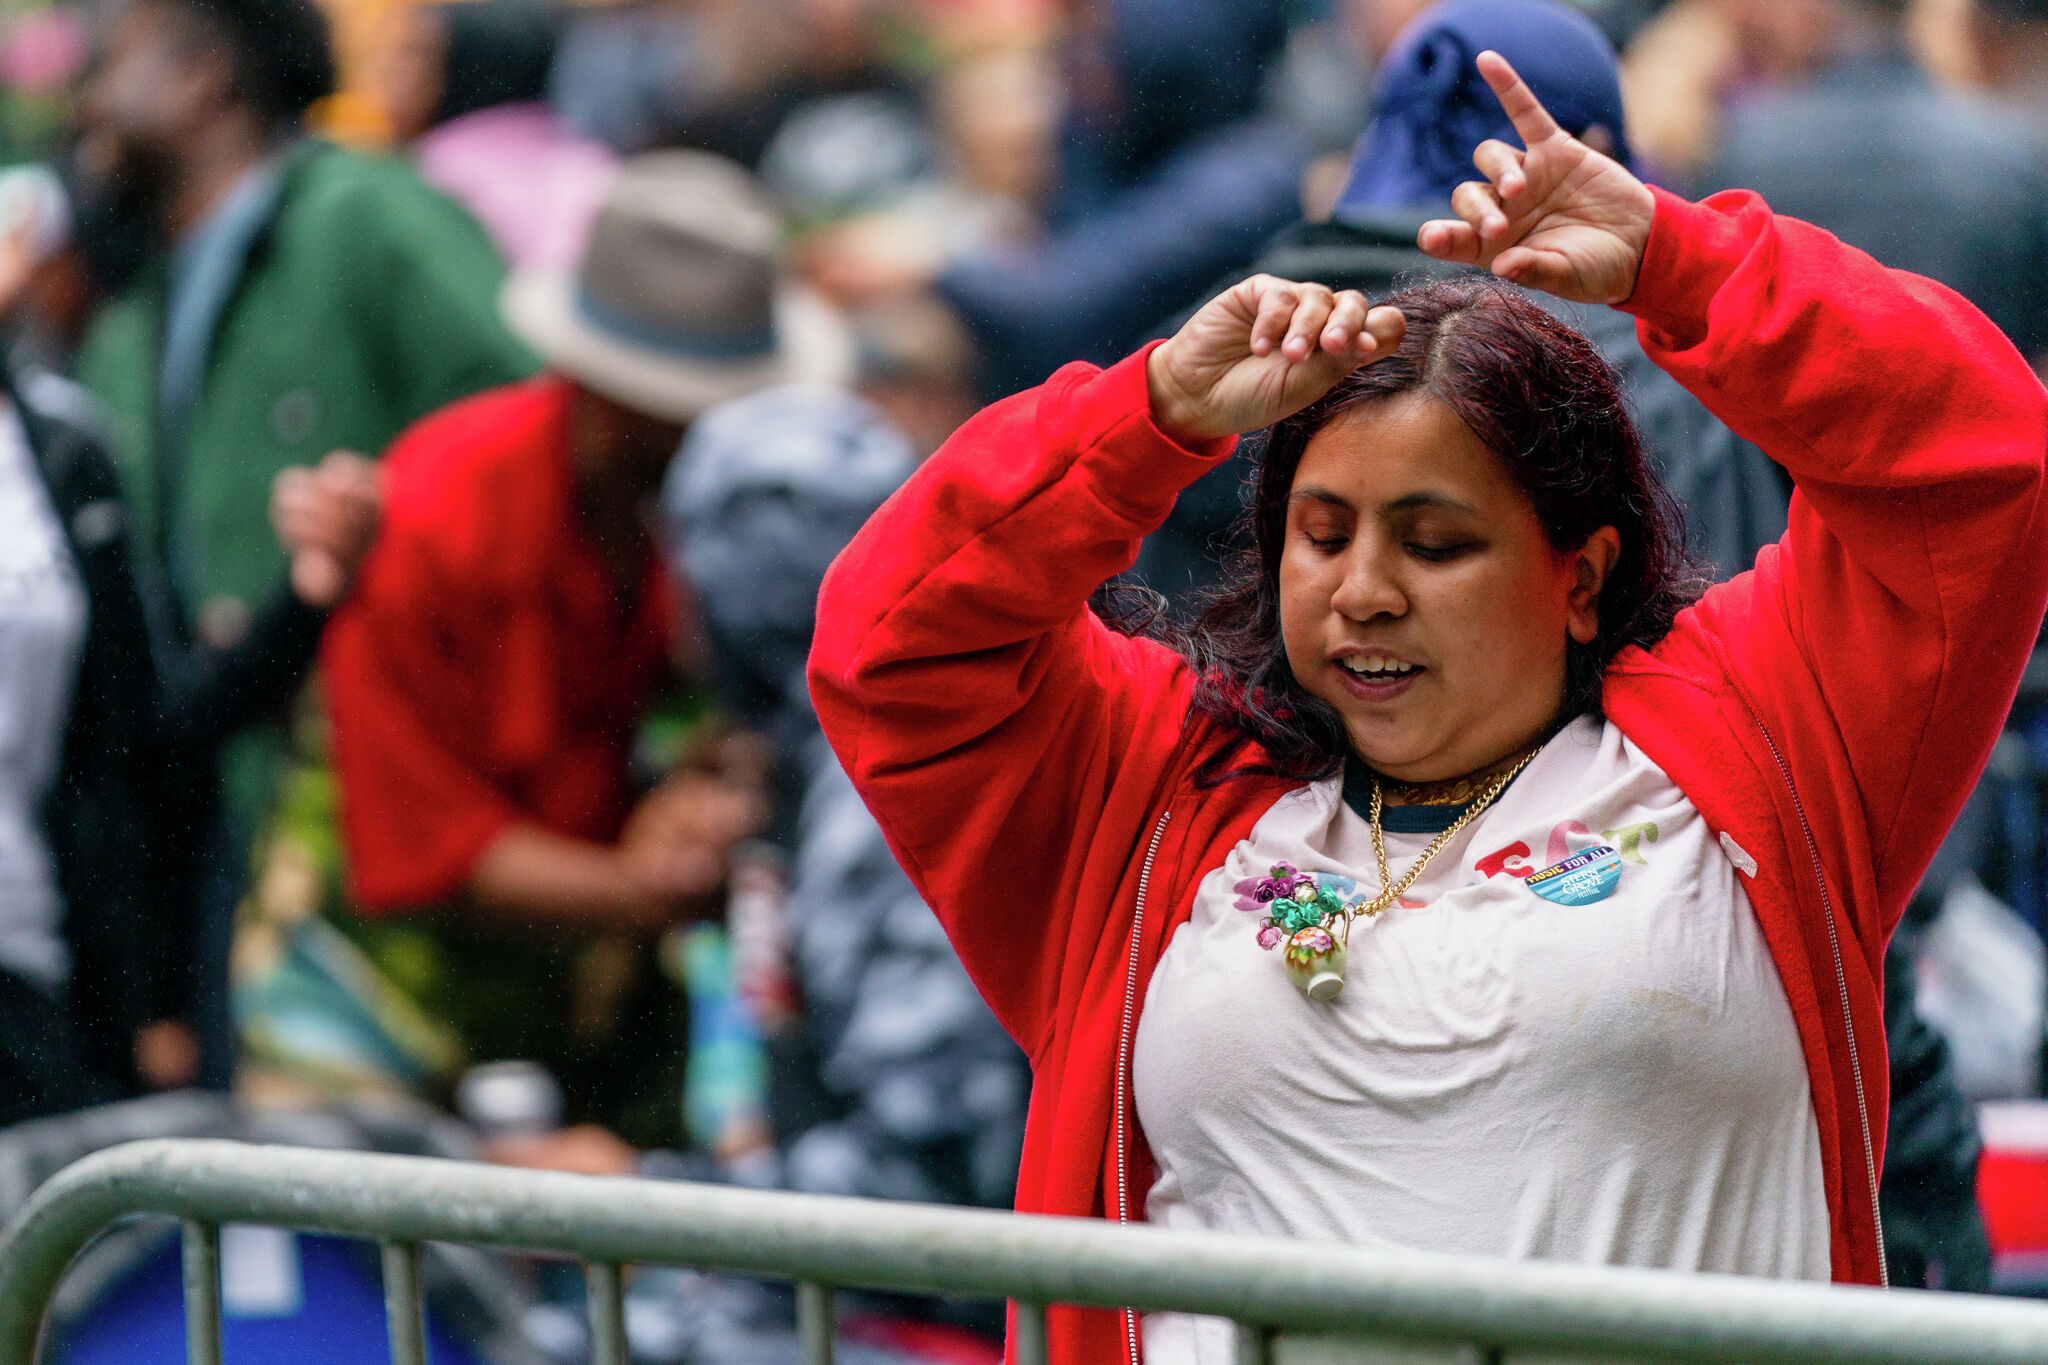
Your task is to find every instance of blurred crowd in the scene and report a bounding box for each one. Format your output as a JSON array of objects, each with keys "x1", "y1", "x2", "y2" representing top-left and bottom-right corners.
[{"x1": 5, "y1": 0, "x2": 2048, "y2": 1349}]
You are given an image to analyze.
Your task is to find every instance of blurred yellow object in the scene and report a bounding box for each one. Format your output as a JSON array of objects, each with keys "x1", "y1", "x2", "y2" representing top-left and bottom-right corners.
[
  {"x1": 309, "y1": 89, "x2": 395, "y2": 147},
  {"x1": 310, "y1": 0, "x2": 412, "y2": 147}
]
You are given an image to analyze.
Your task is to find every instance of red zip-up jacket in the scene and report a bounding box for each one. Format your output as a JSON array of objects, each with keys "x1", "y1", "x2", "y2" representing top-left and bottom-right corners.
[{"x1": 809, "y1": 188, "x2": 2048, "y2": 1365}]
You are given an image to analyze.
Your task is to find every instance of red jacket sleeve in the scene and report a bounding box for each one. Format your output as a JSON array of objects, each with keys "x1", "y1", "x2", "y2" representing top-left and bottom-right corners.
[
  {"x1": 1624, "y1": 187, "x2": 2048, "y2": 948},
  {"x1": 808, "y1": 346, "x2": 1233, "y2": 1054},
  {"x1": 323, "y1": 527, "x2": 523, "y2": 913}
]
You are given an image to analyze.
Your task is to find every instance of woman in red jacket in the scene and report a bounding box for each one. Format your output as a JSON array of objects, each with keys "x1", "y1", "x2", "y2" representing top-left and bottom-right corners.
[{"x1": 810, "y1": 53, "x2": 2048, "y2": 1365}]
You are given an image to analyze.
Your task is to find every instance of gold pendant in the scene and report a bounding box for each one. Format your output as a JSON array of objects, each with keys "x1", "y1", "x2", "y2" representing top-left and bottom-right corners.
[{"x1": 1283, "y1": 925, "x2": 1345, "y2": 1000}]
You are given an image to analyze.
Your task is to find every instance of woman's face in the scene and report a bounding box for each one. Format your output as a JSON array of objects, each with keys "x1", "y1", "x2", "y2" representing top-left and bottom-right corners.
[{"x1": 1278, "y1": 393, "x2": 1617, "y2": 784}]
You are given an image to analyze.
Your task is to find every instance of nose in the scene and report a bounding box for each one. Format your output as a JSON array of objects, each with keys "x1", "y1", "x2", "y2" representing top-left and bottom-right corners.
[{"x1": 1328, "y1": 541, "x2": 1408, "y2": 624}]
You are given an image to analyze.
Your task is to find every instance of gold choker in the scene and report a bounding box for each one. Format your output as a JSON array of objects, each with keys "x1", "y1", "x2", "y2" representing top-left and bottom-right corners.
[{"x1": 1382, "y1": 749, "x2": 1541, "y2": 806}]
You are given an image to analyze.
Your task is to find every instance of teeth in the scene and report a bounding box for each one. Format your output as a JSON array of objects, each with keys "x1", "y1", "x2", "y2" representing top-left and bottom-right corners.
[{"x1": 1341, "y1": 657, "x2": 1415, "y2": 676}]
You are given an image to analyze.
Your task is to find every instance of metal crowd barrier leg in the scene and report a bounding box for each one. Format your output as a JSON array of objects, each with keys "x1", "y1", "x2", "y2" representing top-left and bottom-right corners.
[
  {"x1": 587, "y1": 1261, "x2": 628, "y2": 1365},
  {"x1": 1236, "y1": 1321, "x2": 1272, "y2": 1365},
  {"x1": 382, "y1": 1240, "x2": 428, "y2": 1365},
  {"x1": 1014, "y1": 1300, "x2": 1050, "y2": 1365},
  {"x1": 181, "y1": 1219, "x2": 221, "y2": 1365},
  {"x1": 798, "y1": 1279, "x2": 835, "y2": 1365}
]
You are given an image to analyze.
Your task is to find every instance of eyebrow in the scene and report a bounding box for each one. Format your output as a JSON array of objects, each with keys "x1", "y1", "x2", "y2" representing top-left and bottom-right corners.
[{"x1": 1288, "y1": 486, "x2": 1481, "y2": 515}]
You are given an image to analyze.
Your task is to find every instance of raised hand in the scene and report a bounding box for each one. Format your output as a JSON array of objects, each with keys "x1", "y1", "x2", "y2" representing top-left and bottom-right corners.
[
  {"x1": 1147, "y1": 275, "x2": 1407, "y2": 445},
  {"x1": 1418, "y1": 51, "x2": 1656, "y2": 305},
  {"x1": 271, "y1": 450, "x2": 383, "y2": 609},
  {"x1": 618, "y1": 767, "x2": 771, "y2": 909}
]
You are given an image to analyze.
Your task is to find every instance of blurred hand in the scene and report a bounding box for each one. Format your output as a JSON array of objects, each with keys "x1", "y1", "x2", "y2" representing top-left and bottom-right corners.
[
  {"x1": 1146, "y1": 275, "x2": 1406, "y2": 445},
  {"x1": 484, "y1": 1123, "x2": 639, "y2": 1176},
  {"x1": 685, "y1": 725, "x2": 775, "y2": 791},
  {"x1": 0, "y1": 224, "x2": 36, "y2": 322},
  {"x1": 271, "y1": 450, "x2": 383, "y2": 609},
  {"x1": 797, "y1": 216, "x2": 939, "y2": 306},
  {"x1": 1417, "y1": 51, "x2": 1657, "y2": 305},
  {"x1": 617, "y1": 769, "x2": 771, "y2": 910},
  {"x1": 133, "y1": 1019, "x2": 200, "y2": 1090}
]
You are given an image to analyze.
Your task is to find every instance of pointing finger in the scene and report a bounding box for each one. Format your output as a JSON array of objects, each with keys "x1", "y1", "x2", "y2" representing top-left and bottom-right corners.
[
  {"x1": 1476, "y1": 50, "x2": 1561, "y2": 147},
  {"x1": 1472, "y1": 138, "x2": 1526, "y2": 199}
]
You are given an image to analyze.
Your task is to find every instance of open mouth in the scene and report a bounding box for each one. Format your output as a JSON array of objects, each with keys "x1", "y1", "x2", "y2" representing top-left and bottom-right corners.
[
  {"x1": 1332, "y1": 655, "x2": 1424, "y2": 698},
  {"x1": 1337, "y1": 655, "x2": 1420, "y2": 681}
]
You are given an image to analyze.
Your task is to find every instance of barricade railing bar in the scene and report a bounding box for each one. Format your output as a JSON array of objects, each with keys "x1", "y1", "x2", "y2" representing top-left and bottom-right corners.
[{"x1": 4, "y1": 1139, "x2": 2048, "y2": 1365}]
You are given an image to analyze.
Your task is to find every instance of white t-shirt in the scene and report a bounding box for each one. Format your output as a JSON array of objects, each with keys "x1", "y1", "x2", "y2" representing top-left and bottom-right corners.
[
  {"x1": 1132, "y1": 717, "x2": 1828, "y2": 1365},
  {"x1": 0, "y1": 402, "x2": 87, "y2": 993}
]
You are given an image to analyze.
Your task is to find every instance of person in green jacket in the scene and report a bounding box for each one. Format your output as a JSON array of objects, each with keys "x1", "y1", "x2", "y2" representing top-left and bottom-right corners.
[
  {"x1": 74, "y1": 0, "x2": 536, "y2": 643},
  {"x1": 69, "y1": 0, "x2": 537, "y2": 1084}
]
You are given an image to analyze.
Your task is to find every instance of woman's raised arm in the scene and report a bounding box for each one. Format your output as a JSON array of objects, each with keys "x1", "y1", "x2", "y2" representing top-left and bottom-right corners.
[
  {"x1": 809, "y1": 282, "x2": 1400, "y2": 1053},
  {"x1": 1424, "y1": 53, "x2": 2048, "y2": 947}
]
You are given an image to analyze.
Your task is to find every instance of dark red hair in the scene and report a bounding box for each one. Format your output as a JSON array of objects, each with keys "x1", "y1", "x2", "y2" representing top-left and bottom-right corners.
[{"x1": 1155, "y1": 275, "x2": 1704, "y2": 782}]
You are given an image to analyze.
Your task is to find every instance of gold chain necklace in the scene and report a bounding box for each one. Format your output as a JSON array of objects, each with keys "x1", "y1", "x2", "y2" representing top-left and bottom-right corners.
[
  {"x1": 1349, "y1": 743, "x2": 1543, "y2": 940},
  {"x1": 1263, "y1": 742, "x2": 1543, "y2": 1000}
]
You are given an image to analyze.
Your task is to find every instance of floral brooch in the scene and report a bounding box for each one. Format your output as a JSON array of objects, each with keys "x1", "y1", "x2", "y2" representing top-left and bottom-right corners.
[
  {"x1": 1235, "y1": 863, "x2": 1345, "y2": 947},
  {"x1": 1234, "y1": 862, "x2": 1350, "y2": 1000}
]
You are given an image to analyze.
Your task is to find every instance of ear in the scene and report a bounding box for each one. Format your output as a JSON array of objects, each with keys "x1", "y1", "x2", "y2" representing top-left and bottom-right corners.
[{"x1": 1566, "y1": 526, "x2": 1621, "y2": 645}]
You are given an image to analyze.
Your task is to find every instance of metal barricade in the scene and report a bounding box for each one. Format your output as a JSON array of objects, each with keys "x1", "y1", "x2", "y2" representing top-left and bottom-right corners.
[{"x1": 5, "y1": 1138, "x2": 2048, "y2": 1365}]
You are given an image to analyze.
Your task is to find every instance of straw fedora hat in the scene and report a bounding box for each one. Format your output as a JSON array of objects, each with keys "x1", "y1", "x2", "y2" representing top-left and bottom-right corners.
[{"x1": 502, "y1": 149, "x2": 852, "y2": 424}]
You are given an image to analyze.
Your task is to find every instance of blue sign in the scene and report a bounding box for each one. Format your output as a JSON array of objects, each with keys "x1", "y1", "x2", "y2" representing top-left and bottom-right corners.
[{"x1": 1527, "y1": 844, "x2": 1622, "y2": 906}]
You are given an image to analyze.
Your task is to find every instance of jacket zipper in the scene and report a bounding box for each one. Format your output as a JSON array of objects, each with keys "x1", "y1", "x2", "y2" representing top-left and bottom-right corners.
[
  {"x1": 1741, "y1": 704, "x2": 1890, "y2": 1287},
  {"x1": 1115, "y1": 809, "x2": 1174, "y2": 1365}
]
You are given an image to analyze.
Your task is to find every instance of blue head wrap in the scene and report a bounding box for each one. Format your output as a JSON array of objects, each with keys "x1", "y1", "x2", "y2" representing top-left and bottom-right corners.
[{"x1": 1334, "y1": 0, "x2": 1629, "y2": 215}]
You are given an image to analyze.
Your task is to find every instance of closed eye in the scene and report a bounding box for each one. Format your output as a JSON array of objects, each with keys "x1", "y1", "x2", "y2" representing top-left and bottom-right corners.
[{"x1": 1408, "y1": 541, "x2": 1477, "y2": 562}]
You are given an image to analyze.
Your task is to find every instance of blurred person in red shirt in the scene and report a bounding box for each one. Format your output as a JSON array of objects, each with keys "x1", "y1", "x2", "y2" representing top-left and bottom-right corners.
[{"x1": 320, "y1": 151, "x2": 850, "y2": 1136}]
